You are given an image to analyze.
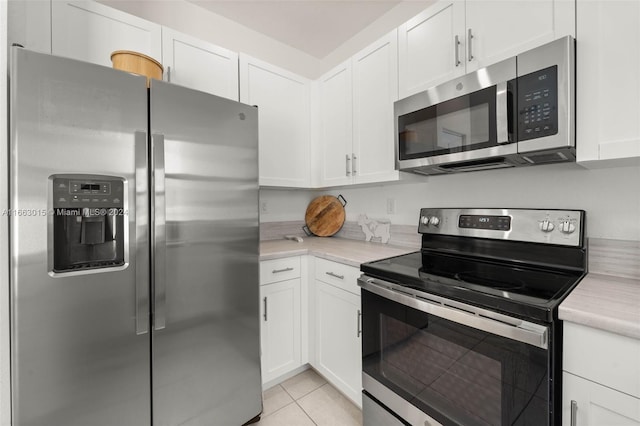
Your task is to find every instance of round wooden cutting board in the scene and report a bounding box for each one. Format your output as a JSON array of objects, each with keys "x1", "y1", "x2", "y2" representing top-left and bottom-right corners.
[{"x1": 304, "y1": 195, "x2": 347, "y2": 237}]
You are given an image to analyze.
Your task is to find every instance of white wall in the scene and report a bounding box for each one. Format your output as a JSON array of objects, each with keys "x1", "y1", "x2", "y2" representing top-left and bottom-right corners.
[{"x1": 261, "y1": 162, "x2": 640, "y2": 241}]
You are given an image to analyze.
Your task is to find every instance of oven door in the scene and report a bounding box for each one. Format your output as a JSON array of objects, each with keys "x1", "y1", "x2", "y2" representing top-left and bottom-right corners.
[
  {"x1": 395, "y1": 57, "x2": 517, "y2": 174},
  {"x1": 359, "y1": 276, "x2": 552, "y2": 426}
]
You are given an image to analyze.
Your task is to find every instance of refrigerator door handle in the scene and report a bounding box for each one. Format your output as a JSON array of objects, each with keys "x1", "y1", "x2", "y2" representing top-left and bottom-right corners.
[
  {"x1": 152, "y1": 133, "x2": 167, "y2": 330},
  {"x1": 135, "y1": 131, "x2": 150, "y2": 335}
]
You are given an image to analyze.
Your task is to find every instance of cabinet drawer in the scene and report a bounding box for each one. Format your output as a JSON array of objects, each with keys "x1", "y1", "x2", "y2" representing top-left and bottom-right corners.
[
  {"x1": 564, "y1": 322, "x2": 640, "y2": 398},
  {"x1": 315, "y1": 258, "x2": 360, "y2": 295},
  {"x1": 260, "y1": 257, "x2": 301, "y2": 285}
]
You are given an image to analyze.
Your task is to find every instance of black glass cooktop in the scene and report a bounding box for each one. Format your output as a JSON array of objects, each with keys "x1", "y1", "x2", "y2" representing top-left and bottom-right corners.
[{"x1": 360, "y1": 250, "x2": 585, "y2": 323}]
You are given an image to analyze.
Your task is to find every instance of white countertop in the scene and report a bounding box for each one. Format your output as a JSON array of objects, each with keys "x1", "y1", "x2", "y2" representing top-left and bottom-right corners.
[
  {"x1": 260, "y1": 237, "x2": 417, "y2": 268},
  {"x1": 559, "y1": 273, "x2": 640, "y2": 340}
]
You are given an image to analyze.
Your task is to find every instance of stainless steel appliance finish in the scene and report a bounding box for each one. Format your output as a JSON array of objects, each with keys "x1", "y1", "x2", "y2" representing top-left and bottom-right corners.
[
  {"x1": 359, "y1": 208, "x2": 587, "y2": 425},
  {"x1": 9, "y1": 48, "x2": 261, "y2": 426},
  {"x1": 395, "y1": 36, "x2": 575, "y2": 175}
]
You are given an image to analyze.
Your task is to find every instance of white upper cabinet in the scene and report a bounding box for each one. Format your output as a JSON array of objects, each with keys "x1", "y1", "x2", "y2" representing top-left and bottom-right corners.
[
  {"x1": 317, "y1": 31, "x2": 399, "y2": 187},
  {"x1": 240, "y1": 54, "x2": 311, "y2": 188},
  {"x1": 318, "y1": 62, "x2": 353, "y2": 187},
  {"x1": 464, "y1": 0, "x2": 575, "y2": 72},
  {"x1": 51, "y1": 1, "x2": 162, "y2": 68},
  {"x1": 352, "y1": 30, "x2": 399, "y2": 185},
  {"x1": 398, "y1": 1, "x2": 465, "y2": 98},
  {"x1": 398, "y1": 0, "x2": 575, "y2": 98},
  {"x1": 8, "y1": 0, "x2": 52, "y2": 54},
  {"x1": 161, "y1": 28, "x2": 238, "y2": 101},
  {"x1": 576, "y1": 0, "x2": 640, "y2": 165}
]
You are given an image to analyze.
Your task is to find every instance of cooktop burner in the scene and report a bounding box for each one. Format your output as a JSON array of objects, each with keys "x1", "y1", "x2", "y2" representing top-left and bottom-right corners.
[{"x1": 360, "y1": 208, "x2": 587, "y2": 323}]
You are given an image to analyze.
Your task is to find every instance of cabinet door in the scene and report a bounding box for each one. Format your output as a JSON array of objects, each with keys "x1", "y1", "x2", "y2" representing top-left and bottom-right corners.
[
  {"x1": 576, "y1": 0, "x2": 640, "y2": 164},
  {"x1": 239, "y1": 55, "x2": 311, "y2": 187},
  {"x1": 8, "y1": 0, "x2": 51, "y2": 54},
  {"x1": 51, "y1": 1, "x2": 162, "y2": 67},
  {"x1": 314, "y1": 280, "x2": 362, "y2": 407},
  {"x1": 398, "y1": 0, "x2": 465, "y2": 98},
  {"x1": 162, "y1": 28, "x2": 238, "y2": 101},
  {"x1": 465, "y1": 0, "x2": 575, "y2": 72},
  {"x1": 260, "y1": 279, "x2": 301, "y2": 384},
  {"x1": 352, "y1": 30, "x2": 399, "y2": 185},
  {"x1": 318, "y1": 62, "x2": 353, "y2": 187},
  {"x1": 563, "y1": 373, "x2": 640, "y2": 426}
]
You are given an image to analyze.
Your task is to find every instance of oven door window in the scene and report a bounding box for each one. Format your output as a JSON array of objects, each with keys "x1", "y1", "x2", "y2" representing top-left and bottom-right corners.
[
  {"x1": 362, "y1": 290, "x2": 550, "y2": 426},
  {"x1": 398, "y1": 86, "x2": 497, "y2": 160}
]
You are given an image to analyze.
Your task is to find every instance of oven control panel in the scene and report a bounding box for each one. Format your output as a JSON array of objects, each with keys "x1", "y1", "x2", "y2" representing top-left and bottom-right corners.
[{"x1": 418, "y1": 208, "x2": 584, "y2": 247}]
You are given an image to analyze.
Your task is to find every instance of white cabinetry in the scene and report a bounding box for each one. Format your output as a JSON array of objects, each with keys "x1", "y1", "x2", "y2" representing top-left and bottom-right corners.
[
  {"x1": 51, "y1": 1, "x2": 162, "y2": 67},
  {"x1": 240, "y1": 55, "x2": 311, "y2": 188},
  {"x1": 8, "y1": 0, "x2": 51, "y2": 54},
  {"x1": 576, "y1": 0, "x2": 640, "y2": 165},
  {"x1": 563, "y1": 322, "x2": 640, "y2": 425},
  {"x1": 398, "y1": 0, "x2": 575, "y2": 98},
  {"x1": 317, "y1": 31, "x2": 398, "y2": 187},
  {"x1": 259, "y1": 257, "x2": 303, "y2": 385},
  {"x1": 312, "y1": 258, "x2": 362, "y2": 407},
  {"x1": 162, "y1": 28, "x2": 238, "y2": 101},
  {"x1": 398, "y1": 1, "x2": 465, "y2": 98}
]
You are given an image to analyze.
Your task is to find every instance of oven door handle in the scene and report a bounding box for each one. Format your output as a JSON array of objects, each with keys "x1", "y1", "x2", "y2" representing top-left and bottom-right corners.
[{"x1": 359, "y1": 276, "x2": 549, "y2": 349}]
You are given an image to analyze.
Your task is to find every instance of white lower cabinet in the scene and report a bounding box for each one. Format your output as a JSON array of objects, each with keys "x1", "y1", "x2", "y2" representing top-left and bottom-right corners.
[
  {"x1": 312, "y1": 258, "x2": 362, "y2": 407},
  {"x1": 563, "y1": 322, "x2": 640, "y2": 425},
  {"x1": 563, "y1": 373, "x2": 640, "y2": 426},
  {"x1": 259, "y1": 257, "x2": 302, "y2": 385}
]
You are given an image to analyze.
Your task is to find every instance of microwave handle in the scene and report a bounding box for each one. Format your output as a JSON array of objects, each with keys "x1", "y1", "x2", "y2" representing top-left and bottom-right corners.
[{"x1": 496, "y1": 80, "x2": 510, "y2": 143}]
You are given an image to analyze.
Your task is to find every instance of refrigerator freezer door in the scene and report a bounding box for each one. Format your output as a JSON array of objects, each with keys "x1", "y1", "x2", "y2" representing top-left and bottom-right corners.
[
  {"x1": 9, "y1": 48, "x2": 151, "y2": 426},
  {"x1": 150, "y1": 80, "x2": 262, "y2": 425}
]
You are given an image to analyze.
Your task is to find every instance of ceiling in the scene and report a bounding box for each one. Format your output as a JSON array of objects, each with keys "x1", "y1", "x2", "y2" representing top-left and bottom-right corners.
[{"x1": 188, "y1": 1, "x2": 403, "y2": 59}]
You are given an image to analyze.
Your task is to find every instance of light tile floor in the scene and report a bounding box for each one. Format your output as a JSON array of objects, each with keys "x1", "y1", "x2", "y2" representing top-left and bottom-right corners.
[{"x1": 257, "y1": 369, "x2": 362, "y2": 426}]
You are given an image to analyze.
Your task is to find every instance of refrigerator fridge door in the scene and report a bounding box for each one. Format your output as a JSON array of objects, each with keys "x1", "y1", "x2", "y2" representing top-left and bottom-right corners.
[
  {"x1": 149, "y1": 80, "x2": 262, "y2": 425},
  {"x1": 9, "y1": 48, "x2": 151, "y2": 425}
]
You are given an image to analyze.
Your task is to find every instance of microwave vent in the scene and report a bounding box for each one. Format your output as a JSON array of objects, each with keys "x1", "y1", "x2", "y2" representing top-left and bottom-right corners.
[
  {"x1": 521, "y1": 151, "x2": 569, "y2": 165},
  {"x1": 438, "y1": 157, "x2": 515, "y2": 173}
]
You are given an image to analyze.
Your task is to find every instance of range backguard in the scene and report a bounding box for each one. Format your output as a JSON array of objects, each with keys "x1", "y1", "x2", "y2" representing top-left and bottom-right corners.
[{"x1": 51, "y1": 175, "x2": 126, "y2": 272}]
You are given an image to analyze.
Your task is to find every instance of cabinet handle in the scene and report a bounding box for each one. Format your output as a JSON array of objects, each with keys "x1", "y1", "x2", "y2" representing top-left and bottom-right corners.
[
  {"x1": 167, "y1": 66, "x2": 171, "y2": 82},
  {"x1": 570, "y1": 400, "x2": 577, "y2": 426},
  {"x1": 454, "y1": 35, "x2": 461, "y2": 67},
  {"x1": 346, "y1": 154, "x2": 351, "y2": 176},
  {"x1": 326, "y1": 271, "x2": 344, "y2": 280},
  {"x1": 467, "y1": 28, "x2": 474, "y2": 62},
  {"x1": 352, "y1": 153, "x2": 357, "y2": 175},
  {"x1": 357, "y1": 309, "x2": 362, "y2": 337},
  {"x1": 263, "y1": 297, "x2": 268, "y2": 321},
  {"x1": 272, "y1": 267, "x2": 294, "y2": 274}
]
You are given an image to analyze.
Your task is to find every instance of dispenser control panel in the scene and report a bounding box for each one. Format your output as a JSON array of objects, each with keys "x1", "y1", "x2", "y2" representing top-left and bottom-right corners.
[{"x1": 53, "y1": 177, "x2": 123, "y2": 209}]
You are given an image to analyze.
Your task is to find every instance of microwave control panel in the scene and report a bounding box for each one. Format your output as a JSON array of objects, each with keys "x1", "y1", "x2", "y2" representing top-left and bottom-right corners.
[{"x1": 517, "y1": 65, "x2": 558, "y2": 141}]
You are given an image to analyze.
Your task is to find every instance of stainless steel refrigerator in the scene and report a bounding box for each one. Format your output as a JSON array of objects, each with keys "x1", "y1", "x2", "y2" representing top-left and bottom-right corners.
[{"x1": 9, "y1": 47, "x2": 262, "y2": 426}]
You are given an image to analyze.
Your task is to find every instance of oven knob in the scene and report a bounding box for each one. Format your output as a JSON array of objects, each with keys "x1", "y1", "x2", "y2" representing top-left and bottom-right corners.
[
  {"x1": 429, "y1": 216, "x2": 440, "y2": 226},
  {"x1": 560, "y1": 220, "x2": 576, "y2": 234},
  {"x1": 420, "y1": 216, "x2": 429, "y2": 225},
  {"x1": 539, "y1": 219, "x2": 554, "y2": 232}
]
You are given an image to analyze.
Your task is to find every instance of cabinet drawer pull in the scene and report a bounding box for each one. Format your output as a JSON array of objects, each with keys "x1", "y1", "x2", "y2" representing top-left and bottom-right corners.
[
  {"x1": 454, "y1": 35, "x2": 461, "y2": 67},
  {"x1": 467, "y1": 28, "x2": 474, "y2": 62},
  {"x1": 326, "y1": 271, "x2": 344, "y2": 280},
  {"x1": 357, "y1": 309, "x2": 362, "y2": 337},
  {"x1": 272, "y1": 267, "x2": 294, "y2": 274},
  {"x1": 352, "y1": 153, "x2": 357, "y2": 175},
  {"x1": 346, "y1": 154, "x2": 351, "y2": 176},
  {"x1": 570, "y1": 400, "x2": 577, "y2": 426}
]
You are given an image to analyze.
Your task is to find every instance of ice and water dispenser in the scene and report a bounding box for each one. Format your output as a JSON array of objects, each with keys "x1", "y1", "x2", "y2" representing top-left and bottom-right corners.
[{"x1": 51, "y1": 175, "x2": 126, "y2": 272}]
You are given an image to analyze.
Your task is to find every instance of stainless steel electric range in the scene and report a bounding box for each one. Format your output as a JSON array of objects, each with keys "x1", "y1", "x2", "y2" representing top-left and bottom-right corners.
[{"x1": 358, "y1": 208, "x2": 587, "y2": 426}]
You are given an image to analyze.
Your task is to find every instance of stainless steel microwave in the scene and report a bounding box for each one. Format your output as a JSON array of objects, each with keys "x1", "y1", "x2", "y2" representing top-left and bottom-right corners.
[{"x1": 395, "y1": 36, "x2": 575, "y2": 175}]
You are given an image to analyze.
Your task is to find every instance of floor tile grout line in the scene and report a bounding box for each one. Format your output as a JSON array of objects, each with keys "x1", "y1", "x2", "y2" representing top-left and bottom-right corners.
[{"x1": 295, "y1": 399, "x2": 319, "y2": 426}]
